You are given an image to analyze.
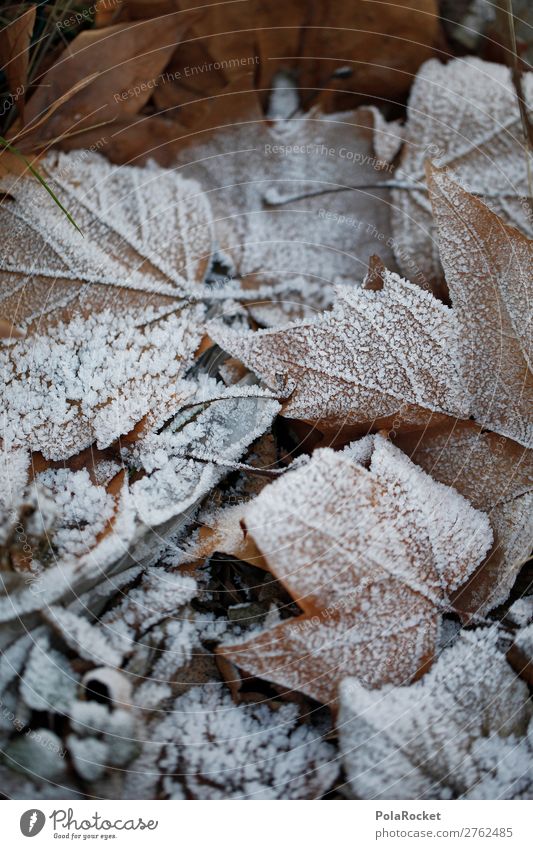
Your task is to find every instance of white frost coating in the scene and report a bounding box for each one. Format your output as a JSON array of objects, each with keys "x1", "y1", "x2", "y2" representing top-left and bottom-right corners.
[
  {"x1": 20, "y1": 636, "x2": 78, "y2": 714},
  {"x1": 130, "y1": 394, "x2": 280, "y2": 526},
  {"x1": 392, "y1": 57, "x2": 533, "y2": 283},
  {"x1": 338, "y1": 627, "x2": 533, "y2": 799},
  {"x1": 507, "y1": 597, "x2": 533, "y2": 628},
  {"x1": 98, "y1": 568, "x2": 198, "y2": 660},
  {"x1": 267, "y1": 71, "x2": 300, "y2": 119},
  {"x1": 211, "y1": 269, "x2": 468, "y2": 426},
  {"x1": 219, "y1": 437, "x2": 492, "y2": 703},
  {"x1": 0, "y1": 151, "x2": 213, "y2": 327},
  {"x1": 172, "y1": 106, "x2": 397, "y2": 316},
  {"x1": 45, "y1": 607, "x2": 123, "y2": 668},
  {"x1": 396, "y1": 421, "x2": 533, "y2": 613},
  {"x1": 342, "y1": 434, "x2": 375, "y2": 466},
  {"x1": 368, "y1": 106, "x2": 405, "y2": 163},
  {"x1": 368, "y1": 438, "x2": 493, "y2": 594},
  {"x1": 0, "y1": 306, "x2": 205, "y2": 460},
  {"x1": 0, "y1": 445, "x2": 29, "y2": 543},
  {"x1": 125, "y1": 684, "x2": 339, "y2": 800},
  {"x1": 429, "y1": 167, "x2": 533, "y2": 449},
  {"x1": 37, "y1": 469, "x2": 115, "y2": 557}
]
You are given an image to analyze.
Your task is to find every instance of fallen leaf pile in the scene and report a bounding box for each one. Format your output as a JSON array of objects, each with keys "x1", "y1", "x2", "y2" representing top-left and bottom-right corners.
[{"x1": 0, "y1": 3, "x2": 532, "y2": 802}]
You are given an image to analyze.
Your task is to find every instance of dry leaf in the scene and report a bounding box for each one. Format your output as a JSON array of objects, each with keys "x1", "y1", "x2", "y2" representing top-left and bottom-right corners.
[
  {"x1": 211, "y1": 266, "x2": 467, "y2": 438},
  {"x1": 0, "y1": 308, "x2": 205, "y2": 460},
  {"x1": 170, "y1": 104, "x2": 398, "y2": 321},
  {"x1": 339, "y1": 626, "x2": 532, "y2": 799},
  {"x1": 391, "y1": 57, "x2": 533, "y2": 285},
  {"x1": 122, "y1": 0, "x2": 438, "y2": 112},
  {"x1": 429, "y1": 164, "x2": 533, "y2": 449},
  {"x1": 0, "y1": 386, "x2": 278, "y2": 634},
  {"x1": 0, "y1": 5, "x2": 36, "y2": 125},
  {"x1": 182, "y1": 432, "x2": 279, "y2": 564},
  {"x1": 396, "y1": 420, "x2": 533, "y2": 617},
  {"x1": 17, "y1": 14, "x2": 196, "y2": 150},
  {"x1": 0, "y1": 151, "x2": 213, "y2": 332},
  {"x1": 211, "y1": 171, "x2": 533, "y2": 449},
  {"x1": 126, "y1": 388, "x2": 280, "y2": 527},
  {"x1": 218, "y1": 436, "x2": 492, "y2": 704}
]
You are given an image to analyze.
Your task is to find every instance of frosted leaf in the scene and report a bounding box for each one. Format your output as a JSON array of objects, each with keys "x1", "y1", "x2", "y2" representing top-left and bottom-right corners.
[
  {"x1": 129, "y1": 391, "x2": 280, "y2": 526},
  {"x1": 1, "y1": 306, "x2": 205, "y2": 460},
  {"x1": 44, "y1": 607, "x2": 123, "y2": 668},
  {"x1": 211, "y1": 268, "x2": 468, "y2": 435},
  {"x1": 338, "y1": 627, "x2": 533, "y2": 799},
  {"x1": 396, "y1": 420, "x2": 533, "y2": 615},
  {"x1": 5, "y1": 730, "x2": 67, "y2": 782},
  {"x1": 0, "y1": 387, "x2": 276, "y2": 629},
  {"x1": 66, "y1": 735, "x2": 109, "y2": 783},
  {"x1": 176, "y1": 429, "x2": 278, "y2": 565},
  {"x1": 97, "y1": 568, "x2": 199, "y2": 668},
  {"x1": 125, "y1": 684, "x2": 338, "y2": 800},
  {"x1": 173, "y1": 106, "x2": 397, "y2": 318},
  {"x1": 391, "y1": 57, "x2": 533, "y2": 285},
  {"x1": 506, "y1": 597, "x2": 533, "y2": 629},
  {"x1": 429, "y1": 166, "x2": 533, "y2": 448},
  {"x1": 36, "y1": 468, "x2": 115, "y2": 557},
  {"x1": 20, "y1": 636, "x2": 78, "y2": 714},
  {"x1": 0, "y1": 151, "x2": 213, "y2": 331},
  {"x1": 0, "y1": 445, "x2": 29, "y2": 543},
  {"x1": 218, "y1": 436, "x2": 492, "y2": 703},
  {"x1": 0, "y1": 477, "x2": 136, "y2": 623},
  {"x1": 68, "y1": 701, "x2": 137, "y2": 764}
]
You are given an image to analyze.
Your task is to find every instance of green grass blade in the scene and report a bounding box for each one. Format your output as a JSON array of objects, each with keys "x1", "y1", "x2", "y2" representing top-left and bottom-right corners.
[{"x1": 0, "y1": 135, "x2": 83, "y2": 235}]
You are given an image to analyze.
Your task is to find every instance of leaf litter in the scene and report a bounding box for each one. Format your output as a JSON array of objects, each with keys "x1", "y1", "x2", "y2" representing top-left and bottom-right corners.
[{"x1": 0, "y1": 11, "x2": 532, "y2": 800}]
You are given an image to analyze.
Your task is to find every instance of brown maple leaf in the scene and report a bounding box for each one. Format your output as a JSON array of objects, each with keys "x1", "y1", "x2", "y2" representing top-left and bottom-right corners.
[
  {"x1": 218, "y1": 435, "x2": 492, "y2": 704},
  {"x1": 212, "y1": 168, "x2": 533, "y2": 450},
  {"x1": 396, "y1": 420, "x2": 533, "y2": 618},
  {"x1": 0, "y1": 150, "x2": 212, "y2": 332},
  {"x1": 210, "y1": 264, "x2": 467, "y2": 440},
  {"x1": 390, "y1": 58, "x2": 533, "y2": 286},
  {"x1": 428, "y1": 164, "x2": 533, "y2": 449}
]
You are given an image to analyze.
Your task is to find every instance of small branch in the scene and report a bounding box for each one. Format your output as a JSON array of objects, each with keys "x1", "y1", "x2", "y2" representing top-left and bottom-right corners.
[{"x1": 174, "y1": 451, "x2": 284, "y2": 478}]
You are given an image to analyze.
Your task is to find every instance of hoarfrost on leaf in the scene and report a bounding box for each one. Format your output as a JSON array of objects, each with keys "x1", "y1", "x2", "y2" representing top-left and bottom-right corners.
[
  {"x1": 218, "y1": 436, "x2": 492, "y2": 703},
  {"x1": 125, "y1": 683, "x2": 339, "y2": 799},
  {"x1": 338, "y1": 627, "x2": 533, "y2": 799},
  {"x1": 211, "y1": 268, "x2": 468, "y2": 436},
  {"x1": 390, "y1": 57, "x2": 533, "y2": 284}
]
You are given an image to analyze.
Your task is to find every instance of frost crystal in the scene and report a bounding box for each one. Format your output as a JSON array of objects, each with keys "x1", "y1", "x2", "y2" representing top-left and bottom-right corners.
[
  {"x1": 1, "y1": 307, "x2": 205, "y2": 460},
  {"x1": 0, "y1": 151, "x2": 213, "y2": 330},
  {"x1": 339, "y1": 627, "x2": 532, "y2": 799},
  {"x1": 391, "y1": 57, "x2": 533, "y2": 284},
  {"x1": 126, "y1": 684, "x2": 338, "y2": 799},
  {"x1": 211, "y1": 269, "x2": 467, "y2": 429},
  {"x1": 219, "y1": 437, "x2": 492, "y2": 703}
]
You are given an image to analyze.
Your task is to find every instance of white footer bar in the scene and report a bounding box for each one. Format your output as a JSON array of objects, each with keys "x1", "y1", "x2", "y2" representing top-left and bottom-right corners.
[{"x1": 4, "y1": 799, "x2": 532, "y2": 848}]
